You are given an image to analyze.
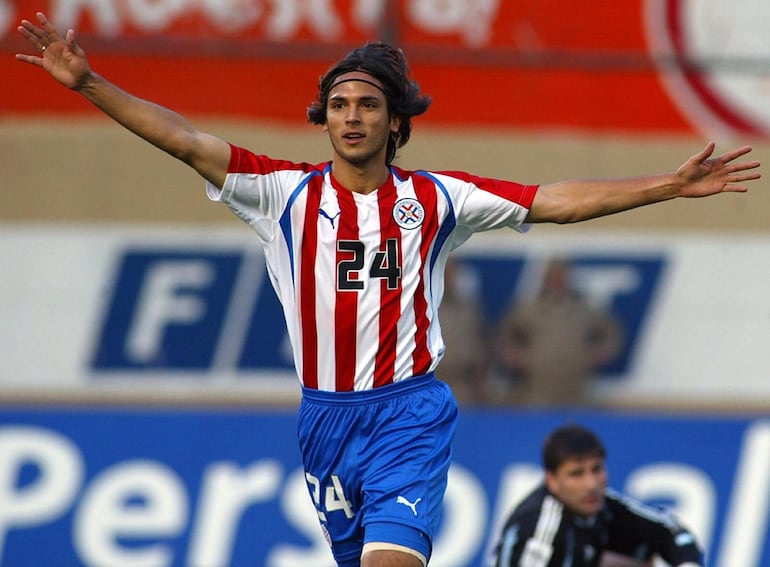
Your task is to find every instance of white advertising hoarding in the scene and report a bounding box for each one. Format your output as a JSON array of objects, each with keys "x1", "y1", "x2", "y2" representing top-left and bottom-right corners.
[{"x1": 1, "y1": 225, "x2": 768, "y2": 407}]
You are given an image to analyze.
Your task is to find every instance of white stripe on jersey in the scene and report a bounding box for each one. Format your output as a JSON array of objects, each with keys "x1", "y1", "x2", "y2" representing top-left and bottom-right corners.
[
  {"x1": 518, "y1": 495, "x2": 563, "y2": 567},
  {"x1": 536, "y1": 495, "x2": 563, "y2": 543}
]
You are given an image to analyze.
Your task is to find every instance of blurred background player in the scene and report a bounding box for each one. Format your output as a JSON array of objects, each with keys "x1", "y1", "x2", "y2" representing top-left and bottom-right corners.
[
  {"x1": 491, "y1": 423, "x2": 704, "y2": 567},
  {"x1": 493, "y1": 257, "x2": 622, "y2": 406},
  {"x1": 436, "y1": 256, "x2": 493, "y2": 405}
]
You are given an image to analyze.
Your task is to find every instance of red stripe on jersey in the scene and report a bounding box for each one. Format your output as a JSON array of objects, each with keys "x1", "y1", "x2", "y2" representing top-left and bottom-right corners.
[
  {"x1": 373, "y1": 177, "x2": 401, "y2": 388},
  {"x1": 437, "y1": 170, "x2": 539, "y2": 209},
  {"x1": 411, "y1": 175, "x2": 440, "y2": 375},
  {"x1": 299, "y1": 177, "x2": 323, "y2": 390},
  {"x1": 228, "y1": 144, "x2": 326, "y2": 175},
  {"x1": 334, "y1": 189, "x2": 360, "y2": 392}
]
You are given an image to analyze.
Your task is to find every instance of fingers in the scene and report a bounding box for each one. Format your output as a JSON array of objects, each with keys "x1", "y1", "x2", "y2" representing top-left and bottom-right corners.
[
  {"x1": 699, "y1": 143, "x2": 759, "y2": 175},
  {"x1": 16, "y1": 12, "x2": 59, "y2": 53},
  {"x1": 18, "y1": 20, "x2": 41, "y2": 42},
  {"x1": 37, "y1": 11, "x2": 62, "y2": 42},
  {"x1": 17, "y1": 21, "x2": 46, "y2": 52},
  {"x1": 727, "y1": 169, "x2": 761, "y2": 183},
  {"x1": 15, "y1": 23, "x2": 45, "y2": 63},
  {"x1": 718, "y1": 145, "x2": 754, "y2": 164},
  {"x1": 721, "y1": 184, "x2": 750, "y2": 194},
  {"x1": 726, "y1": 160, "x2": 761, "y2": 175},
  {"x1": 15, "y1": 53, "x2": 44, "y2": 67},
  {"x1": 721, "y1": 159, "x2": 761, "y2": 192},
  {"x1": 691, "y1": 141, "x2": 716, "y2": 163}
]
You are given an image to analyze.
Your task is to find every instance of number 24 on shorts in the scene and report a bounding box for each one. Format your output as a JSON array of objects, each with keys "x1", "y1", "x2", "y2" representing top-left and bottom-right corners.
[{"x1": 305, "y1": 473, "x2": 355, "y2": 520}]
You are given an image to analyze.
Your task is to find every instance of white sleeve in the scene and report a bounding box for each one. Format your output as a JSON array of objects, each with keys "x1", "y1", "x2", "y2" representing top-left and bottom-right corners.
[{"x1": 430, "y1": 172, "x2": 536, "y2": 234}]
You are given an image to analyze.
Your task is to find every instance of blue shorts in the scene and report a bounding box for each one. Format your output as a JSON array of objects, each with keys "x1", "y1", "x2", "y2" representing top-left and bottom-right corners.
[{"x1": 297, "y1": 374, "x2": 458, "y2": 566}]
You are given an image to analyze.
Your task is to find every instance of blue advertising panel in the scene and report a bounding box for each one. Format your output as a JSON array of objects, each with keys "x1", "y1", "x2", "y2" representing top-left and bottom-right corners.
[
  {"x1": 0, "y1": 408, "x2": 767, "y2": 567},
  {"x1": 88, "y1": 247, "x2": 666, "y2": 379}
]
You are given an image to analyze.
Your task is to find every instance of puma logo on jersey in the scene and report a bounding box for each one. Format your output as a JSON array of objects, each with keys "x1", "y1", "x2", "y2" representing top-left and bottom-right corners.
[
  {"x1": 396, "y1": 495, "x2": 422, "y2": 516},
  {"x1": 319, "y1": 208, "x2": 341, "y2": 228}
]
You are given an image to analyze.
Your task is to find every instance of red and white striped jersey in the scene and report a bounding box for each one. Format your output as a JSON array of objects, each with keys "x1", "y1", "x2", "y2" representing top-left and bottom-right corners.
[{"x1": 208, "y1": 145, "x2": 538, "y2": 392}]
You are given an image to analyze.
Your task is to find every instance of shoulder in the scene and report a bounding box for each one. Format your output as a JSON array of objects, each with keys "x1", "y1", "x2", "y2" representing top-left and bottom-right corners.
[
  {"x1": 395, "y1": 168, "x2": 538, "y2": 213},
  {"x1": 228, "y1": 145, "x2": 328, "y2": 176},
  {"x1": 604, "y1": 488, "x2": 640, "y2": 515},
  {"x1": 604, "y1": 488, "x2": 676, "y2": 526},
  {"x1": 394, "y1": 167, "x2": 484, "y2": 188},
  {"x1": 504, "y1": 485, "x2": 561, "y2": 528}
]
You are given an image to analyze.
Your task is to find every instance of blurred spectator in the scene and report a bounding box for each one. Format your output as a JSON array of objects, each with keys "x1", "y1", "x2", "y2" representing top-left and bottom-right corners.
[
  {"x1": 437, "y1": 257, "x2": 493, "y2": 405},
  {"x1": 493, "y1": 257, "x2": 622, "y2": 406}
]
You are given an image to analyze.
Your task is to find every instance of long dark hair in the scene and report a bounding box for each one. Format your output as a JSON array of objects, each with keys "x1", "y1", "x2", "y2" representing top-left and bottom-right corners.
[{"x1": 307, "y1": 42, "x2": 431, "y2": 165}]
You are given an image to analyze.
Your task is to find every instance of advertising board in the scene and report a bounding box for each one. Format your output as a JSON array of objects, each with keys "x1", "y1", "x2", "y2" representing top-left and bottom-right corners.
[
  {"x1": 2, "y1": 227, "x2": 769, "y2": 406},
  {"x1": 0, "y1": 410, "x2": 767, "y2": 566}
]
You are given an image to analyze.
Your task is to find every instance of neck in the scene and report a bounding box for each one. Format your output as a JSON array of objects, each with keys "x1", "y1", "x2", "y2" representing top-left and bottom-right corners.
[{"x1": 331, "y1": 160, "x2": 390, "y2": 195}]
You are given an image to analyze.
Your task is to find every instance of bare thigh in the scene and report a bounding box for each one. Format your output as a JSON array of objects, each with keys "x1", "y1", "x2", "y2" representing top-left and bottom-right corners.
[{"x1": 361, "y1": 549, "x2": 424, "y2": 567}]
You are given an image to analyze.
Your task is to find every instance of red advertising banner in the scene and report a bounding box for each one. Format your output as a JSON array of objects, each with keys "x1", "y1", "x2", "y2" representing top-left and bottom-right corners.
[
  {"x1": 1, "y1": 1, "x2": 648, "y2": 45},
  {"x1": 2, "y1": 1, "x2": 768, "y2": 138}
]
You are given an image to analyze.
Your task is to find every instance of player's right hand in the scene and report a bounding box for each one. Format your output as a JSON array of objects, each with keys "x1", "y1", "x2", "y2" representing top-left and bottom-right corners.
[{"x1": 16, "y1": 12, "x2": 92, "y2": 91}]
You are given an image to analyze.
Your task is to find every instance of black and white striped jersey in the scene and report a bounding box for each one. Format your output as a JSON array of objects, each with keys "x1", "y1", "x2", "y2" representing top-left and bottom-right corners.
[{"x1": 492, "y1": 484, "x2": 703, "y2": 567}]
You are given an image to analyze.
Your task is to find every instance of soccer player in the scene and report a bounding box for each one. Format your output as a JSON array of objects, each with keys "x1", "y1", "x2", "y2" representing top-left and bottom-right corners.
[
  {"x1": 491, "y1": 424, "x2": 704, "y2": 567},
  {"x1": 16, "y1": 12, "x2": 759, "y2": 567}
]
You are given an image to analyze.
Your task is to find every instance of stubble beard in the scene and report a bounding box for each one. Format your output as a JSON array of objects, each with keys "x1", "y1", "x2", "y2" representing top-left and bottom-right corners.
[{"x1": 331, "y1": 131, "x2": 390, "y2": 168}]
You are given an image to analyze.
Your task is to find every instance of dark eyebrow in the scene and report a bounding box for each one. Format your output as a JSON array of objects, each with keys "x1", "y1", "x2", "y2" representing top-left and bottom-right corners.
[{"x1": 328, "y1": 94, "x2": 383, "y2": 103}]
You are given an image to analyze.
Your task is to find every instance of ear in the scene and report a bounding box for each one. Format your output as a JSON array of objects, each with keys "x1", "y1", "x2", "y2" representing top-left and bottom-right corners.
[
  {"x1": 544, "y1": 470, "x2": 557, "y2": 493},
  {"x1": 390, "y1": 115, "x2": 401, "y2": 133},
  {"x1": 322, "y1": 123, "x2": 329, "y2": 133}
]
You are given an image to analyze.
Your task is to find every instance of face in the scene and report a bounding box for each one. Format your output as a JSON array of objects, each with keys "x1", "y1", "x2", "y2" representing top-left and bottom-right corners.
[
  {"x1": 545, "y1": 455, "x2": 607, "y2": 518},
  {"x1": 323, "y1": 73, "x2": 401, "y2": 168}
]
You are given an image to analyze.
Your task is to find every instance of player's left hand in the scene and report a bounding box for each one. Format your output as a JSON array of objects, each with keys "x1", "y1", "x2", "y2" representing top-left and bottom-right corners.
[{"x1": 675, "y1": 142, "x2": 760, "y2": 197}]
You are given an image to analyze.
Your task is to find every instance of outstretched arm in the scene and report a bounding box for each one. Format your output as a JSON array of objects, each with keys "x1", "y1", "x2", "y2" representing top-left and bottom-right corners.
[
  {"x1": 526, "y1": 142, "x2": 761, "y2": 224},
  {"x1": 16, "y1": 12, "x2": 231, "y2": 188}
]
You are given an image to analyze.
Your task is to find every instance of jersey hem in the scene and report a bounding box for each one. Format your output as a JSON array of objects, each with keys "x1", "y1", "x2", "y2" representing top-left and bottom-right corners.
[{"x1": 301, "y1": 373, "x2": 435, "y2": 405}]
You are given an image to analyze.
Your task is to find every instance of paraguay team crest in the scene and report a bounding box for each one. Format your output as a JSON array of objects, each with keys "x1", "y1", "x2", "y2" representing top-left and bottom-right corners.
[{"x1": 392, "y1": 198, "x2": 425, "y2": 230}]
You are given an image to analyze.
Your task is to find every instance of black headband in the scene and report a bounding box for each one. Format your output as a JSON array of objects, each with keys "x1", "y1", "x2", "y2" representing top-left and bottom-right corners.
[{"x1": 329, "y1": 76, "x2": 386, "y2": 95}]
